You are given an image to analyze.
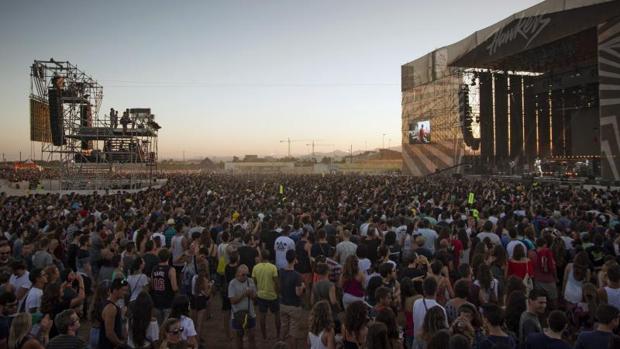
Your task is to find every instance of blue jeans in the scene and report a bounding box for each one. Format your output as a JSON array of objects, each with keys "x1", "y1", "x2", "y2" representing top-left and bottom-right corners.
[{"x1": 89, "y1": 327, "x2": 100, "y2": 349}]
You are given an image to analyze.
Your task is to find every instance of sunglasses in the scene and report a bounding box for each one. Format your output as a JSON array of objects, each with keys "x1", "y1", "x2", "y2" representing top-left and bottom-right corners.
[{"x1": 168, "y1": 327, "x2": 184, "y2": 335}]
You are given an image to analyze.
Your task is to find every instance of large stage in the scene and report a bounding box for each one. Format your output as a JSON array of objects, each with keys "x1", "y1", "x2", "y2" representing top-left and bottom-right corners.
[{"x1": 401, "y1": 0, "x2": 620, "y2": 180}]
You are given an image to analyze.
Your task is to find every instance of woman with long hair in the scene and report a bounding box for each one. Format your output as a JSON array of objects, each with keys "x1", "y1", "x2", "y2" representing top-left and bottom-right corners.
[
  {"x1": 504, "y1": 290, "x2": 527, "y2": 336},
  {"x1": 127, "y1": 257, "x2": 150, "y2": 303},
  {"x1": 190, "y1": 262, "x2": 212, "y2": 346},
  {"x1": 342, "y1": 301, "x2": 369, "y2": 349},
  {"x1": 427, "y1": 329, "x2": 451, "y2": 349},
  {"x1": 574, "y1": 283, "x2": 600, "y2": 330},
  {"x1": 158, "y1": 318, "x2": 188, "y2": 349},
  {"x1": 444, "y1": 280, "x2": 471, "y2": 324},
  {"x1": 339, "y1": 255, "x2": 366, "y2": 309},
  {"x1": 128, "y1": 291, "x2": 159, "y2": 349},
  {"x1": 308, "y1": 300, "x2": 335, "y2": 349},
  {"x1": 89, "y1": 280, "x2": 111, "y2": 349},
  {"x1": 419, "y1": 306, "x2": 448, "y2": 349},
  {"x1": 563, "y1": 251, "x2": 591, "y2": 309},
  {"x1": 169, "y1": 295, "x2": 198, "y2": 349},
  {"x1": 375, "y1": 308, "x2": 401, "y2": 349},
  {"x1": 401, "y1": 277, "x2": 421, "y2": 349},
  {"x1": 489, "y1": 245, "x2": 507, "y2": 304},
  {"x1": 366, "y1": 323, "x2": 391, "y2": 349},
  {"x1": 8, "y1": 313, "x2": 50, "y2": 349},
  {"x1": 505, "y1": 244, "x2": 533, "y2": 280},
  {"x1": 457, "y1": 229, "x2": 471, "y2": 266},
  {"x1": 470, "y1": 264, "x2": 498, "y2": 306},
  {"x1": 428, "y1": 261, "x2": 453, "y2": 305},
  {"x1": 40, "y1": 280, "x2": 82, "y2": 338}
]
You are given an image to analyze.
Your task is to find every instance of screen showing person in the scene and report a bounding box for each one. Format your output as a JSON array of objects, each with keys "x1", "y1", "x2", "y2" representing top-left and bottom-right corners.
[{"x1": 408, "y1": 120, "x2": 431, "y2": 144}]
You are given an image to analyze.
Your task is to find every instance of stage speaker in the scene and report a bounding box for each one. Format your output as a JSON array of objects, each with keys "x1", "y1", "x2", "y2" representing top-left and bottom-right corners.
[
  {"x1": 80, "y1": 104, "x2": 91, "y2": 150},
  {"x1": 48, "y1": 88, "x2": 64, "y2": 146}
]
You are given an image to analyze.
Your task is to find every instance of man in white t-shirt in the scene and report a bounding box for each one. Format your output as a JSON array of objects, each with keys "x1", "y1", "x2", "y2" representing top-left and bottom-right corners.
[
  {"x1": 274, "y1": 229, "x2": 295, "y2": 270},
  {"x1": 335, "y1": 230, "x2": 357, "y2": 266},
  {"x1": 416, "y1": 219, "x2": 438, "y2": 254},
  {"x1": 151, "y1": 223, "x2": 167, "y2": 247},
  {"x1": 506, "y1": 229, "x2": 527, "y2": 258},
  {"x1": 412, "y1": 277, "x2": 447, "y2": 341},
  {"x1": 9, "y1": 261, "x2": 31, "y2": 311},
  {"x1": 23, "y1": 268, "x2": 47, "y2": 313},
  {"x1": 476, "y1": 221, "x2": 501, "y2": 245}
]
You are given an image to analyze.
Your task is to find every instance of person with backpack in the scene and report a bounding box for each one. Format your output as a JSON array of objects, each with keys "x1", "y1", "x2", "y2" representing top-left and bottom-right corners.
[
  {"x1": 528, "y1": 238, "x2": 557, "y2": 308},
  {"x1": 229, "y1": 264, "x2": 257, "y2": 349}
]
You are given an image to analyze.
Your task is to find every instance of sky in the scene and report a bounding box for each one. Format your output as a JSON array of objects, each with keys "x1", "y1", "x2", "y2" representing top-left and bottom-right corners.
[{"x1": 0, "y1": 0, "x2": 542, "y2": 160}]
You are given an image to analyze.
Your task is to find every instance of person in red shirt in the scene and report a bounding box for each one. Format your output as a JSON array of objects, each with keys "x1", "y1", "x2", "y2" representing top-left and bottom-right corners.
[
  {"x1": 528, "y1": 238, "x2": 557, "y2": 308},
  {"x1": 506, "y1": 244, "x2": 533, "y2": 280}
]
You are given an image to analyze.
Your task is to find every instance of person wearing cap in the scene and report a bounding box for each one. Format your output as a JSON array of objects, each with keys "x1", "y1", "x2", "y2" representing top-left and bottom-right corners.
[
  {"x1": 163, "y1": 219, "x2": 178, "y2": 248},
  {"x1": 99, "y1": 278, "x2": 128, "y2": 349}
]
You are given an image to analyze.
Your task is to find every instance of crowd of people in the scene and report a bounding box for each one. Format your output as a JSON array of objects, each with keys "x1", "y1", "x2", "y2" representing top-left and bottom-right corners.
[{"x1": 0, "y1": 173, "x2": 619, "y2": 349}]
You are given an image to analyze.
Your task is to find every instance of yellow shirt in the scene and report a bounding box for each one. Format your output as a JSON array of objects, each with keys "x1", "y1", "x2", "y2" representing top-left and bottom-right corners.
[{"x1": 252, "y1": 262, "x2": 278, "y2": 301}]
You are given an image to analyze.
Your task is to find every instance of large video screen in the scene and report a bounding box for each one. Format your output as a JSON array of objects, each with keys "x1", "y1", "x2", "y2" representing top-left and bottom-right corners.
[
  {"x1": 30, "y1": 98, "x2": 52, "y2": 143},
  {"x1": 409, "y1": 120, "x2": 431, "y2": 144}
]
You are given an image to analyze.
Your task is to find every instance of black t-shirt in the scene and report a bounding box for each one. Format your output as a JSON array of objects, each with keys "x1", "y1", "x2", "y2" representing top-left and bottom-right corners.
[
  {"x1": 238, "y1": 246, "x2": 259, "y2": 273},
  {"x1": 526, "y1": 333, "x2": 570, "y2": 349},
  {"x1": 225, "y1": 263, "x2": 238, "y2": 285},
  {"x1": 480, "y1": 335, "x2": 516, "y2": 349},
  {"x1": 414, "y1": 247, "x2": 433, "y2": 260},
  {"x1": 47, "y1": 334, "x2": 87, "y2": 349},
  {"x1": 366, "y1": 275, "x2": 383, "y2": 306},
  {"x1": 260, "y1": 230, "x2": 279, "y2": 258},
  {"x1": 295, "y1": 240, "x2": 312, "y2": 274},
  {"x1": 76, "y1": 249, "x2": 90, "y2": 271},
  {"x1": 364, "y1": 239, "x2": 381, "y2": 264},
  {"x1": 47, "y1": 299, "x2": 72, "y2": 338},
  {"x1": 143, "y1": 252, "x2": 159, "y2": 276},
  {"x1": 279, "y1": 269, "x2": 302, "y2": 306},
  {"x1": 311, "y1": 242, "x2": 334, "y2": 259},
  {"x1": 575, "y1": 330, "x2": 620, "y2": 349},
  {"x1": 66, "y1": 243, "x2": 79, "y2": 271},
  {"x1": 399, "y1": 266, "x2": 425, "y2": 280},
  {"x1": 0, "y1": 316, "x2": 12, "y2": 341}
]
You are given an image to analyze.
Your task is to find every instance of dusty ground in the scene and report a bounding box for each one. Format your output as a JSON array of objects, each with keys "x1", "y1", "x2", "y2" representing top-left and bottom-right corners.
[{"x1": 78, "y1": 294, "x2": 309, "y2": 349}]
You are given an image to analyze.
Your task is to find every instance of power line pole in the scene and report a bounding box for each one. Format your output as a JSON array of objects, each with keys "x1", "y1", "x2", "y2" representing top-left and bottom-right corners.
[{"x1": 350, "y1": 144, "x2": 353, "y2": 164}]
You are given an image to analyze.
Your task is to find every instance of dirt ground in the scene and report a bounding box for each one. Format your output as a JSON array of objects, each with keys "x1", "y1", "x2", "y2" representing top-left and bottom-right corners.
[{"x1": 78, "y1": 294, "x2": 309, "y2": 349}]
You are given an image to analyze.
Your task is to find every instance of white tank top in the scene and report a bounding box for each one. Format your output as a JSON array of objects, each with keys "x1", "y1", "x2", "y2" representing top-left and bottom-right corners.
[
  {"x1": 605, "y1": 286, "x2": 620, "y2": 311},
  {"x1": 564, "y1": 268, "x2": 582, "y2": 304},
  {"x1": 170, "y1": 235, "x2": 185, "y2": 266},
  {"x1": 308, "y1": 331, "x2": 328, "y2": 349}
]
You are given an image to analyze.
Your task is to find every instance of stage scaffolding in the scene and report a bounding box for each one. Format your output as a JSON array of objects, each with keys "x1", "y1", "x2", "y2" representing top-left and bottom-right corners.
[{"x1": 29, "y1": 59, "x2": 159, "y2": 190}]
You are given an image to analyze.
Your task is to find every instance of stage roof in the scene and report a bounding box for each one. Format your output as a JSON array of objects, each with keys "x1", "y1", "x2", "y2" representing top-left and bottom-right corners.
[{"x1": 402, "y1": 0, "x2": 620, "y2": 89}]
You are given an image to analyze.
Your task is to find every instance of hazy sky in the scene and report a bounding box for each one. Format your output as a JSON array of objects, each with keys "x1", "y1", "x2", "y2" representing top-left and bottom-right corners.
[{"x1": 0, "y1": 0, "x2": 541, "y2": 160}]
